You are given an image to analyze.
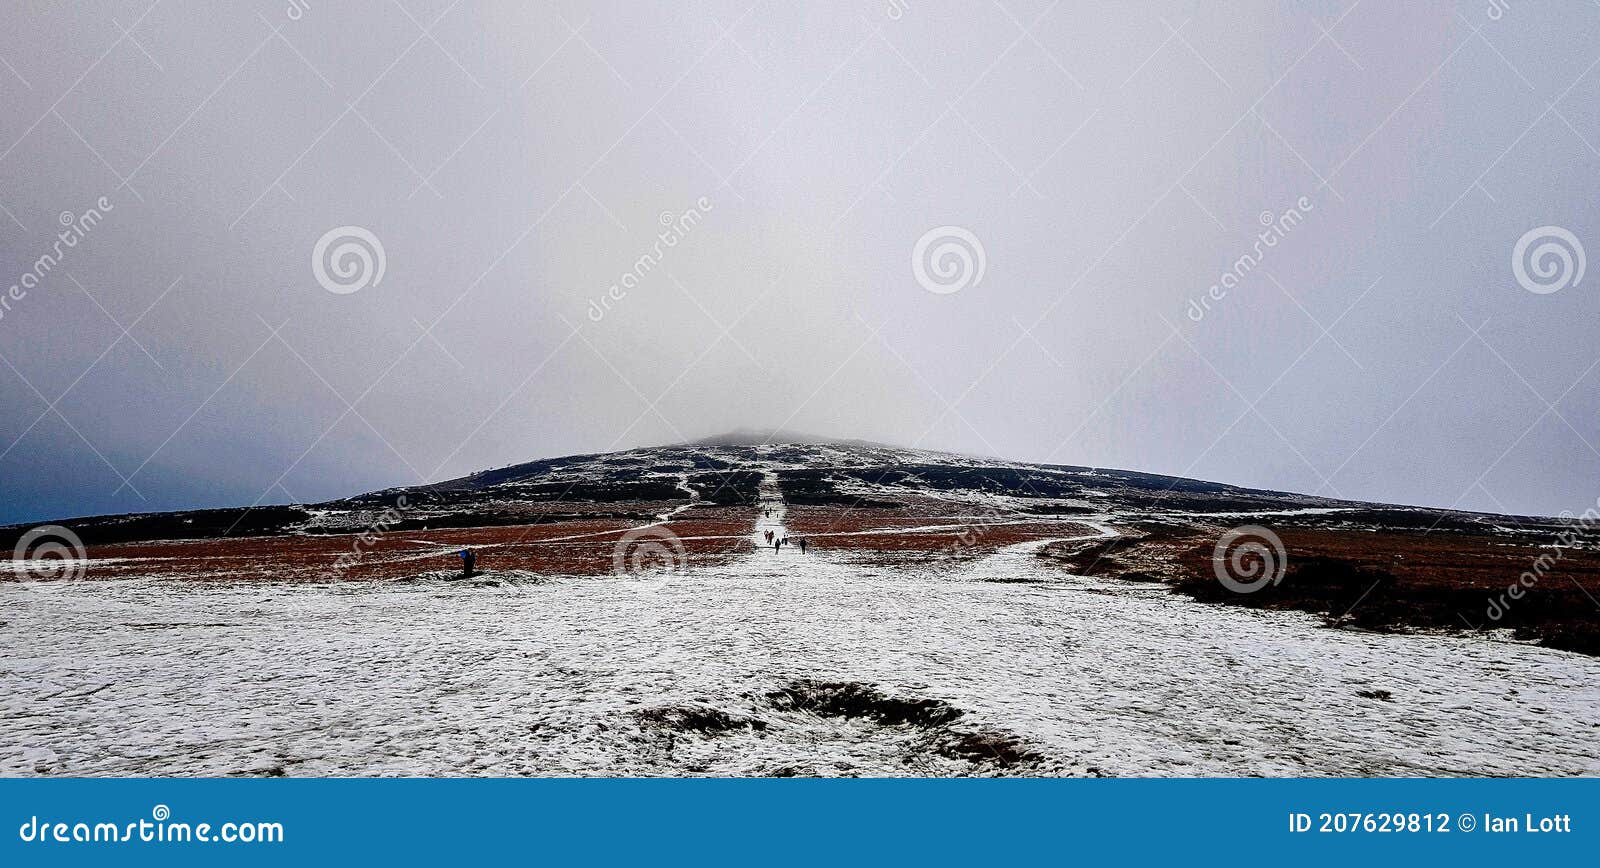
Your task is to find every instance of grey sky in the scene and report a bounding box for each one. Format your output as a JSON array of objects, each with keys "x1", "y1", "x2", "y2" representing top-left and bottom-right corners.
[{"x1": 2, "y1": 0, "x2": 1597, "y2": 525}]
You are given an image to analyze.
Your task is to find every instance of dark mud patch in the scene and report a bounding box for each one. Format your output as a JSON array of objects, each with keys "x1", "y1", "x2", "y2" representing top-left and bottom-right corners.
[
  {"x1": 764, "y1": 679, "x2": 1051, "y2": 774},
  {"x1": 766, "y1": 680, "x2": 965, "y2": 728},
  {"x1": 932, "y1": 730, "x2": 1047, "y2": 768},
  {"x1": 226, "y1": 765, "x2": 288, "y2": 778},
  {"x1": 635, "y1": 704, "x2": 768, "y2": 735}
]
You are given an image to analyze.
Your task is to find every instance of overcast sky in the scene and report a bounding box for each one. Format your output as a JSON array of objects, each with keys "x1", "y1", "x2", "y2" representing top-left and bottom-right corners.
[{"x1": 2, "y1": 0, "x2": 1598, "y2": 524}]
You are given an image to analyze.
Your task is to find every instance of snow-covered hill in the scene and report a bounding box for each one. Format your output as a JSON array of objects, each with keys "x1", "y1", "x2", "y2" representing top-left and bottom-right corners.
[{"x1": 5, "y1": 435, "x2": 1597, "y2": 778}]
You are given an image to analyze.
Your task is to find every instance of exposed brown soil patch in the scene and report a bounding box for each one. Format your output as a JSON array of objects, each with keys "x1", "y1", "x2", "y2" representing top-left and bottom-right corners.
[
  {"x1": 1039, "y1": 523, "x2": 1600, "y2": 656},
  {"x1": 20, "y1": 509, "x2": 755, "y2": 583}
]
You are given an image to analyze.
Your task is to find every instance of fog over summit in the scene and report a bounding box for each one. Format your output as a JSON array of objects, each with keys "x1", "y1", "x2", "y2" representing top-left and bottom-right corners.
[{"x1": 2, "y1": 3, "x2": 1595, "y2": 527}]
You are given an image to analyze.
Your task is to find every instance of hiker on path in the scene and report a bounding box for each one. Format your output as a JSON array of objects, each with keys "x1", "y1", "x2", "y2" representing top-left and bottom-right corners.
[
  {"x1": 798, "y1": 538, "x2": 807, "y2": 555},
  {"x1": 458, "y1": 549, "x2": 476, "y2": 578}
]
